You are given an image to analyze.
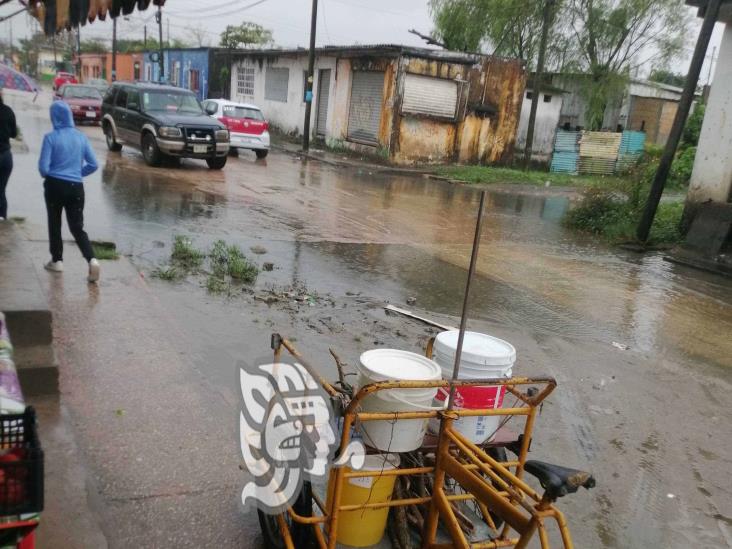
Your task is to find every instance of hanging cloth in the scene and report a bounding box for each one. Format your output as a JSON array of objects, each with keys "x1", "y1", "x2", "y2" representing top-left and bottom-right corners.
[{"x1": 56, "y1": 0, "x2": 70, "y2": 31}]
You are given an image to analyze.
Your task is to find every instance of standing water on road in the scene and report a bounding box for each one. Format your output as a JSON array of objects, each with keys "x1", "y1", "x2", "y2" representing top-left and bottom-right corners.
[{"x1": 4, "y1": 90, "x2": 732, "y2": 549}]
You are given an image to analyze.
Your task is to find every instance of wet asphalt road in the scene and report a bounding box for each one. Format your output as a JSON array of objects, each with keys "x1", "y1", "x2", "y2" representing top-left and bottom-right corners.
[{"x1": 4, "y1": 90, "x2": 732, "y2": 548}]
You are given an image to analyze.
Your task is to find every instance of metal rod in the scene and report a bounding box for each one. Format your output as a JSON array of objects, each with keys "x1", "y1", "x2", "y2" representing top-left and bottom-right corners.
[
  {"x1": 636, "y1": 0, "x2": 722, "y2": 241},
  {"x1": 447, "y1": 190, "x2": 486, "y2": 410}
]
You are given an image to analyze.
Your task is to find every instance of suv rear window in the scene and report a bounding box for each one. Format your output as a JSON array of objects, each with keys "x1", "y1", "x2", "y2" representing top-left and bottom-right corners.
[{"x1": 223, "y1": 106, "x2": 264, "y2": 120}]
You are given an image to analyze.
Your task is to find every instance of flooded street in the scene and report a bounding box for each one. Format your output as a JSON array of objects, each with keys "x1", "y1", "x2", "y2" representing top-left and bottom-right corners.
[{"x1": 6, "y1": 91, "x2": 732, "y2": 548}]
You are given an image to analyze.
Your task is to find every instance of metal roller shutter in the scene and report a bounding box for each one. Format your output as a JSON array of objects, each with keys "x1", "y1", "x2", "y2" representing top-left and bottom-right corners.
[
  {"x1": 402, "y1": 74, "x2": 458, "y2": 119},
  {"x1": 316, "y1": 69, "x2": 331, "y2": 137},
  {"x1": 347, "y1": 71, "x2": 385, "y2": 144},
  {"x1": 265, "y1": 67, "x2": 289, "y2": 103}
]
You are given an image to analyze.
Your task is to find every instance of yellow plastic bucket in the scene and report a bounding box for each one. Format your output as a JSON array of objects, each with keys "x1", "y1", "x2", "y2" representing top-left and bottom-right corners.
[{"x1": 326, "y1": 453, "x2": 400, "y2": 547}]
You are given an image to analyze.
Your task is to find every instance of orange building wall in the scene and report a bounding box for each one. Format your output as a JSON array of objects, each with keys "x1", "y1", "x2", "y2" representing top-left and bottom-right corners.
[
  {"x1": 105, "y1": 53, "x2": 144, "y2": 83},
  {"x1": 79, "y1": 54, "x2": 105, "y2": 82}
]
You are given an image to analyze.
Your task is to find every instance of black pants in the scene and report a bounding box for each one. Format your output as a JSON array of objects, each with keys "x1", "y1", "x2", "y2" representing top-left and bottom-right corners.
[
  {"x1": 0, "y1": 149, "x2": 12, "y2": 219},
  {"x1": 43, "y1": 177, "x2": 95, "y2": 262}
]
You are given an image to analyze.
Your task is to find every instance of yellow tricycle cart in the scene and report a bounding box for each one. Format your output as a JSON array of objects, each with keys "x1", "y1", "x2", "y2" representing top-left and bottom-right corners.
[{"x1": 260, "y1": 334, "x2": 595, "y2": 549}]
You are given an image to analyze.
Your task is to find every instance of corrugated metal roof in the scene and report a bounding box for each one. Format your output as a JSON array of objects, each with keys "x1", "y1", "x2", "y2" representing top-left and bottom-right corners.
[
  {"x1": 618, "y1": 130, "x2": 646, "y2": 155},
  {"x1": 579, "y1": 131, "x2": 622, "y2": 159},
  {"x1": 223, "y1": 44, "x2": 494, "y2": 64},
  {"x1": 554, "y1": 130, "x2": 580, "y2": 152},
  {"x1": 579, "y1": 156, "x2": 617, "y2": 175},
  {"x1": 616, "y1": 130, "x2": 646, "y2": 171},
  {"x1": 550, "y1": 151, "x2": 579, "y2": 173}
]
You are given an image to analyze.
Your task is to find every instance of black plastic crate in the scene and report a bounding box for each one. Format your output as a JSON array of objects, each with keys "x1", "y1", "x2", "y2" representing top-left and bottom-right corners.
[{"x1": 0, "y1": 407, "x2": 43, "y2": 515}]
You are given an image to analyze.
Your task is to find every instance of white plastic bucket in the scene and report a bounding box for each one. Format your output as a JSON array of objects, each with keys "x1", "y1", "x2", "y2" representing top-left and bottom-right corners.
[
  {"x1": 357, "y1": 349, "x2": 442, "y2": 452},
  {"x1": 429, "y1": 331, "x2": 516, "y2": 444}
]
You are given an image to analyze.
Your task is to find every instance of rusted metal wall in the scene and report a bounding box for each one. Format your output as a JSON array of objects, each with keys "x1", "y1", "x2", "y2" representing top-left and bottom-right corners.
[
  {"x1": 390, "y1": 55, "x2": 525, "y2": 165},
  {"x1": 460, "y1": 57, "x2": 527, "y2": 164}
]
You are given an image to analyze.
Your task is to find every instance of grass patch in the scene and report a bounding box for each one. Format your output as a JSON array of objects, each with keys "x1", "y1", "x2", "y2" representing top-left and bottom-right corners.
[
  {"x1": 171, "y1": 235, "x2": 204, "y2": 268},
  {"x1": 563, "y1": 188, "x2": 684, "y2": 246},
  {"x1": 436, "y1": 165, "x2": 628, "y2": 188},
  {"x1": 206, "y1": 275, "x2": 229, "y2": 294},
  {"x1": 157, "y1": 237, "x2": 259, "y2": 292},
  {"x1": 92, "y1": 241, "x2": 119, "y2": 260},
  {"x1": 208, "y1": 240, "x2": 258, "y2": 285},
  {"x1": 151, "y1": 266, "x2": 181, "y2": 281}
]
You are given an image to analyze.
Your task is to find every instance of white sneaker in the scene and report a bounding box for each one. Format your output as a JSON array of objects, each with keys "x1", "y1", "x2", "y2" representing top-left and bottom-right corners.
[
  {"x1": 44, "y1": 260, "x2": 64, "y2": 272},
  {"x1": 88, "y1": 258, "x2": 100, "y2": 283}
]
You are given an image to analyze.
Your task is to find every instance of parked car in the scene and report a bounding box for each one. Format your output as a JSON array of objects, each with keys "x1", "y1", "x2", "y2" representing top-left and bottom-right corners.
[
  {"x1": 101, "y1": 82, "x2": 230, "y2": 169},
  {"x1": 55, "y1": 84, "x2": 103, "y2": 124},
  {"x1": 53, "y1": 71, "x2": 77, "y2": 91},
  {"x1": 86, "y1": 78, "x2": 109, "y2": 95},
  {"x1": 202, "y1": 99, "x2": 270, "y2": 159}
]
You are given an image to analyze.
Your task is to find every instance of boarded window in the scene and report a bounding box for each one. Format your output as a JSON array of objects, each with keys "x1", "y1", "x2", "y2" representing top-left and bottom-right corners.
[
  {"x1": 402, "y1": 74, "x2": 458, "y2": 119},
  {"x1": 347, "y1": 70, "x2": 384, "y2": 144},
  {"x1": 189, "y1": 69, "x2": 200, "y2": 93},
  {"x1": 237, "y1": 66, "x2": 255, "y2": 96},
  {"x1": 265, "y1": 67, "x2": 289, "y2": 102}
]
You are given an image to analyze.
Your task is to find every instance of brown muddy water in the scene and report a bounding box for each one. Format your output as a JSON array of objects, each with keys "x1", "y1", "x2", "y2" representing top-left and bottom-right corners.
[{"x1": 5, "y1": 91, "x2": 732, "y2": 548}]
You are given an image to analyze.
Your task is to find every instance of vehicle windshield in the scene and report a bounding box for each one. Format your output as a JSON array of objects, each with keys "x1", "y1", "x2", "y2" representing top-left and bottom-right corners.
[
  {"x1": 142, "y1": 91, "x2": 203, "y2": 114},
  {"x1": 223, "y1": 106, "x2": 264, "y2": 120},
  {"x1": 63, "y1": 86, "x2": 102, "y2": 99}
]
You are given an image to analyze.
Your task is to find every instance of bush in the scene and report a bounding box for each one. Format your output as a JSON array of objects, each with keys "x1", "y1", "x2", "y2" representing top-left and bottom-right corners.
[
  {"x1": 563, "y1": 189, "x2": 684, "y2": 246},
  {"x1": 563, "y1": 189, "x2": 627, "y2": 234},
  {"x1": 682, "y1": 102, "x2": 705, "y2": 148},
  {"x1": 669, "y1": 146, "x2": 696, "y2": 187}
]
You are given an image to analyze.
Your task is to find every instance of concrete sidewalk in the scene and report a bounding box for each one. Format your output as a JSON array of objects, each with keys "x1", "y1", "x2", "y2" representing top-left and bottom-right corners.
[
  {"x1": 0, "y1": 226, "x2": 259, "y2": 547},
  {"x1": 27, "y1": 245, "x2": 258, "y2": 547},
  {"x1": 0, "y1": 222, "x2": 57, "y2": 395}
]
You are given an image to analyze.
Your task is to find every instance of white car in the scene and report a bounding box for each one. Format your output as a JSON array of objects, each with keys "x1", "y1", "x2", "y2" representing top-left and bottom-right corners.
[{"x1": 202, "y1": 99, "x2": 270, "y2": 158}]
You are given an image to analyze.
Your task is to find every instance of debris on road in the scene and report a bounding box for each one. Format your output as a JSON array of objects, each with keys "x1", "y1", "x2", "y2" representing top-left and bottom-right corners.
[
  {"x1": 384, "y1": 304, "x2": 457, "y2": 331},
  {"x1": 611, "y1": 341, "x2": 629, "y2": 351}
]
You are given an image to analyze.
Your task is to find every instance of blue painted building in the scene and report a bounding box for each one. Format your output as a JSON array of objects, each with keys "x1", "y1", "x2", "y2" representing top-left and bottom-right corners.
[{"x1": 142, "y1": 48, "x2": 218, "y2": 101}]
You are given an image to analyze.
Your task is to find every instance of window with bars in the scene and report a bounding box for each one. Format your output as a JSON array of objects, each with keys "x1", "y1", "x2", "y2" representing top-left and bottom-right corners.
[{"x1": 237, "y1": 66, "x2": 255, "y2": 97}]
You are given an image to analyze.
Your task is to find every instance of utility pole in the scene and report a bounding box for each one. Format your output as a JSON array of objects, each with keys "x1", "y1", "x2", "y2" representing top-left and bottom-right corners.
[
  {"x1": 156, "y1": 3, "x2": 164, "y2": 81},
  {"x1": 144, "y1": 25, "x2": 147, "y2": 50},
  {"x1": 76, "y1": 25, "x2": 81, "y2": 79},
  {"x1": 636, "y1": 0, "x2": 722, "y2": 242},
  {"x1": 111, "y1": 17, "x2": 117, "y2": 82},
  {"x1": 523, "y1": 0, "x2": 555, "y2": 168},
  {"x1": 302, "y1": 0, "x2": 318, "y2": 152}
]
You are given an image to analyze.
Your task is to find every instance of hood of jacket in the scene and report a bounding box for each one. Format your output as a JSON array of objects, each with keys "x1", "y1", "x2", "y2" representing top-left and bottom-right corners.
[{"x1": 50, "y1": 101, "x2": 74, "y2": 129}]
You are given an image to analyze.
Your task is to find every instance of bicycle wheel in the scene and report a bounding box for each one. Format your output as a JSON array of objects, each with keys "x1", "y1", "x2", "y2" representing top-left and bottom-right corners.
[{"x1": 257, "y1": 481, "x2": 315, "y2": 548}]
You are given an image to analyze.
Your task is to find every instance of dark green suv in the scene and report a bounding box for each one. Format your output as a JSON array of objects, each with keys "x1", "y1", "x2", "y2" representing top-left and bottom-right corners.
[{"x1": 101, "y1": 82, "x2": 230, "y2": 169}]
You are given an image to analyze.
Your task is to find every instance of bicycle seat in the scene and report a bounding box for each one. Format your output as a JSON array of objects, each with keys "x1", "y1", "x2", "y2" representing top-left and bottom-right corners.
[{"x1": 524, "y1": 460, "x2": 596, "y2": 500}]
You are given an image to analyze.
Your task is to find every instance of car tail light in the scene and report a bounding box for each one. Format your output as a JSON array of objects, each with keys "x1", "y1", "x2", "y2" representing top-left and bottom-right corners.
[{"x1": 263, "y1": 121, "x2": 269, "y2": 131}]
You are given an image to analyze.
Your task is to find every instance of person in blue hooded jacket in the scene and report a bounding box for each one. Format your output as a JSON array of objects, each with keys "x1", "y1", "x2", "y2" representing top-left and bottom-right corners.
[{"x1": 39, "y1": 101, "x2": 100, "y2": 283}]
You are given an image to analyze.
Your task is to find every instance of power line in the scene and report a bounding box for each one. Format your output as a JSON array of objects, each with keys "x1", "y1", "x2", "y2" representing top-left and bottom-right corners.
[{"x1": 166, "y1": 0, "x2": 269, "y2": 20}]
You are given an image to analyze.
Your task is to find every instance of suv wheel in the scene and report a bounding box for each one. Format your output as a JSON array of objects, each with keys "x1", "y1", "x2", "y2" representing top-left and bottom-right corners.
[
  {"x1": 206, "y1": 156, "x2": 227, "y2": 170},
  {"x1": 142, "y1": 133, "x2": 162, "y2": 167},
  {"x1": 105, "y1": 124, "x2": 122, "y2": 152},
  {"x1": 255, "y1": 149, "x2": 268, "y2": 159}
]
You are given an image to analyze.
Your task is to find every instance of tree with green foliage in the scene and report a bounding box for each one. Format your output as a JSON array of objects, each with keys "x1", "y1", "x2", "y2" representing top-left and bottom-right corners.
[
  {"x1": 80, "y1": 39, "x2": 107, "y2": 54},
  {"x1": 219, "y1": 22, "x2": 273, "y2": 49},
  {"x1": 430, "y1": 0, "x2": 689, "y2": 129},
  {"x1": 649, "y1": 68, "x2": 686, "y2": 88}
]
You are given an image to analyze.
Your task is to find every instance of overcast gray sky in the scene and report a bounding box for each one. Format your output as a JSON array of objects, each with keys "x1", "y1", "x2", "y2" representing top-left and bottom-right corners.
[{"x1": 0, "y1": 0, "x2": 724, "y2": 84}]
